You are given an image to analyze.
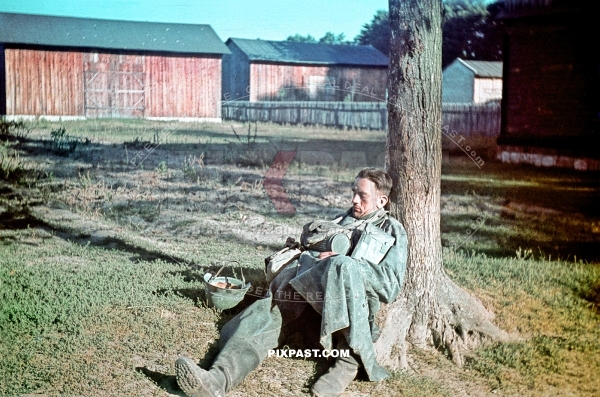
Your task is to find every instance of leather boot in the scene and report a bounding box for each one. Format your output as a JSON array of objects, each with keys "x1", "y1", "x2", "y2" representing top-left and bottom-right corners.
[
  {"x1": 176, "y1": 339, "x2": 261, "y2": 397},
  {"x1": 311, "y1": 344, "x2": 360, "y2": 397}
]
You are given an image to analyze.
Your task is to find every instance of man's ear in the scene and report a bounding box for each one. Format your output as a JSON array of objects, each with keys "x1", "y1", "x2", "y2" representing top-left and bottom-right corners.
[{"x1": 377, "y1": 195, "x2": 388, "y2": 209}]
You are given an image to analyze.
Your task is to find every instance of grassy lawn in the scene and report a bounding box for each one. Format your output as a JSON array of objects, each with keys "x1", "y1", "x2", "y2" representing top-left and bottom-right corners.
[{"x1": 0, "y1": 119, "x2": 599, "y2": 396}]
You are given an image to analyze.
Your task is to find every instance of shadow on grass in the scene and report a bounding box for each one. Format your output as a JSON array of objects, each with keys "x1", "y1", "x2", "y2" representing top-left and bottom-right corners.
[
  {"x1": 0, "y1": 204, "x2": 51, "y2": 230},
  {"x1": 5, "y1": 128, "x2": 600, "y2": 263},
  {"x1": 441, "y1": 159, "x2": 600, "y2": 218},
  {"x1": 582, "y1": 279, "x2": 600, "y2": 312},
  {"x1": 10, "y1": 128, "x2": 388, "y2": 168},
  {"x1": 0, "y1": 197, "x2": 197, "y2": 265},
  {"x1": 441, "y1": 210, "x2": 600, "y2": 262},
  {"x1": 136, "y1": 367, "x2": 185, "y2": 396},
  {"x1": 440, "y1": 159, "x2": 600, "y2": 262}
]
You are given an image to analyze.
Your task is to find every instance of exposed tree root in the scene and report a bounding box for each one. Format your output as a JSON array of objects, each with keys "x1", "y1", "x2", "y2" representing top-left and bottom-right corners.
[
  {"x1": 374, "y1": 270, "x2": 510, "y2": 370},
  {"x1": 432, "y1": 271, "x2": 510, "y2": 365}
]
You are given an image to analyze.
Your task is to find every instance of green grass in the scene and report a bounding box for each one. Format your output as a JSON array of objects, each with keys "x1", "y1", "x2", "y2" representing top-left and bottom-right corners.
[
  {"x1": 444, "y1": 249, "x2": 600, "y2": 395},
  {"x1": 3, "y1": 235, "x2": 597, "y2": 395},
  {"x1": 0, "y1": 226, "x2": 268, "y2": 395},
  {"x1": 0, "y1": 119, "x2": 599, "y2": 396},
  {"x1": 441, "y1": 158, "x2": 600, "y2": 218},
  {"x1": 440, "y1": 158, "x2": 600, "y2": 262},
  {"x1": 26, "y1": 118, "x2": 388, "y2": 146}
]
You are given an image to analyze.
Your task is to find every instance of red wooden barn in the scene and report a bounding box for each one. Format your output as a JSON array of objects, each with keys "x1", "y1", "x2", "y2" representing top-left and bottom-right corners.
[
  {"x1": 0, "y1": 13, "x2": 230, "y2": 121},
  {"x1": 222, "y1": 38, "x2": 388, "y2": 102}
]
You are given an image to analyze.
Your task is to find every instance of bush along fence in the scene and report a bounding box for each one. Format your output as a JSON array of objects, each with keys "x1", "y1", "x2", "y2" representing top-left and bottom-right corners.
[{"x1": 222, "y1": 101, "x2": 501, "y2": 136}]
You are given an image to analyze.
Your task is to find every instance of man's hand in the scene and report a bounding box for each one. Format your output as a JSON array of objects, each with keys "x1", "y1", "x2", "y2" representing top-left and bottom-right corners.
[
  {"x1": 318, "y1": 251, "x2": 338, "y2": 259},
  {"x1": 285, "y1": 237, "x2": 300, "y2": 249}
]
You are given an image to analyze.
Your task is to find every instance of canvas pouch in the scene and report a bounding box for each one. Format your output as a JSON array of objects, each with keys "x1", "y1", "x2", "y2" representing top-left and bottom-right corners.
[
  {"x1": 264, "y1": 237, "x2": 302, "y2": 283},
  {"x1": 350, "y1": 222, "x2": 395, "y2": 265}
]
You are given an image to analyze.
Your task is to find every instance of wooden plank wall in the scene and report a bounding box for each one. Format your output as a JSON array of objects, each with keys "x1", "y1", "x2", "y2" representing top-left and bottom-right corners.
[
  {"x1": 5, "y1": 48, "x2": 84, "y2": 116},
  {"x1": 225, "y1": 101, "x2": 388, "y2": 129},
  {"x1": 0, "y1": 45, "x2": 6, "y2": 115},
  {"x1": 83, "y1": 53, "x2": 145, "y2": 118},
  {"x1": 442, "y1": 102, "x2": 501, "y2": 136},
  {"x1": 504, "y1": 22, "x2": 592, "y2": 138},
  {"x1": 222, "y1": 101, "x2": 501, "y2": 135},
  {"x1": 222, "y1": 45, "x2": 250, "y2": 101},
  {"x1": 4, "y1": 49, "x2": 222, "y2": 119},
  {"x1": 249, "y1": 63, "x2": 387, "y2": 102},
  {"x1": 145, "y1": 55, "x2": 222, "y2": 118}
]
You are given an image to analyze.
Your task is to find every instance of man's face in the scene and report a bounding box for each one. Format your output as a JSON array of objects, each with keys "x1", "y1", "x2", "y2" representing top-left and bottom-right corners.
[{"x1": 351, "y1": 178, "x2": 387, "y2": 218}]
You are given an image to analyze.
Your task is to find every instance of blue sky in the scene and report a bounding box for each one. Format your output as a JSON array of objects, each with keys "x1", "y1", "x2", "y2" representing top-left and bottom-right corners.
[{"x1": 0, "y1": 0, "x2": 389, "y2": 42}]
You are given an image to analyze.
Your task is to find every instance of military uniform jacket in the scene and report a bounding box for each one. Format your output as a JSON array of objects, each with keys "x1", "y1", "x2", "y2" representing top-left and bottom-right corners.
[{"x1": 271, "y1": 208, "x2": 408, "y2": 381}]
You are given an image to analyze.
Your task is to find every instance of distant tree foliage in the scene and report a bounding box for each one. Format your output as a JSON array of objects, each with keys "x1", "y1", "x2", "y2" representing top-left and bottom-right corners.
[
  {"x1": 442, "y1": 0, "x2": 503, "y2": 67},
  {"x1": 354, "y1": 0, "x2": 503, "y2": 66},
  {"x1": 354, "y1": 10, "x2": 391, "y2": 56},
  {"x1": 318, "y1": 32, "x2": 348, "y2": 45},
  {"x1": 286, "y1": 32, "x2": 350, "y2": 45},
  {"x1": 286, "y1": 34, "x2": 317, "y2": 43}
]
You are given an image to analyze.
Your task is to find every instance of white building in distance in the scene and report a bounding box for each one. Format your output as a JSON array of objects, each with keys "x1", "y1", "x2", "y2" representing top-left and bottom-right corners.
[{"x1": 442, "y1": 58, "x2": 503, "y2": 104}]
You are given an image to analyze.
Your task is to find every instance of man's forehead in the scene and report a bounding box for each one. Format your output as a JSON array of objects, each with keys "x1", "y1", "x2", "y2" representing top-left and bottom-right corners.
[{"x1": 352, "y1": 177, "x2": 374, "y2": 191}]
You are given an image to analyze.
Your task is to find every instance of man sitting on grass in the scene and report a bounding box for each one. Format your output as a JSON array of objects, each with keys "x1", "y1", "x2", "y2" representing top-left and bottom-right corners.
[{"x1": 175, "y1": 167, "x2": 408, "y2": 397}]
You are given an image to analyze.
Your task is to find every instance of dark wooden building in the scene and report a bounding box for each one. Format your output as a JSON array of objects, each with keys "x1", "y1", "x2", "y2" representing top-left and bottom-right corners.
[
  {"x1": 497, "y1": 0, "x2": 599, "y2": 170},
  {"x1": 0, "y1": 13, "x2": 229, "y2": 121},
  {"x1": 222, "y1": 38, "x2": 388, "y2": 102}
]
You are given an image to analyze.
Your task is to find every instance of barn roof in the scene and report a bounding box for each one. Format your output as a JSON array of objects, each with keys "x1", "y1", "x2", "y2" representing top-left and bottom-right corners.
[
  {"x1": 0, "y1": 12, "x2": 229, "y2": 55},
  {"x1": 226, "y1": 38, "x2": 388, "y2": 67},
  {"x1": 456, "y1": 59, "x2": 503, "y2": 78}
]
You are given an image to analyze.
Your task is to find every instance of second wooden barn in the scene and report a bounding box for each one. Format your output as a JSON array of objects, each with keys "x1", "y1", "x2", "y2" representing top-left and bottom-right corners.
[
  {"x1": 0, "y1": 12, "x2": 230, "y2": 121},
  {"x1": 222, "y1": 38, "x2": 388, "y2": 102}
]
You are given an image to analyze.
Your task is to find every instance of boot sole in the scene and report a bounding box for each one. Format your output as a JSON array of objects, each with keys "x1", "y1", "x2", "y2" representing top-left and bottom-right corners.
[{"x1": 175, "y1": 356, "x2": 223, "y2": 397}]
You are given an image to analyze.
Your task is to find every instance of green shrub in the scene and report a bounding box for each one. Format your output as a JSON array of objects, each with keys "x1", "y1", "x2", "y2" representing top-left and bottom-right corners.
[
  {"x1": 0, "y1": 142, "x2": 44, "y2": 184},
  {"x1": 0, "y1": 119, "x2": 30, "y2": 139},
  {"x1": 0, "y1": 145, "x2": 24, "y2": 181},
  {"x1": 48, "y1": 127, "x2": 80, "y2": 155}
]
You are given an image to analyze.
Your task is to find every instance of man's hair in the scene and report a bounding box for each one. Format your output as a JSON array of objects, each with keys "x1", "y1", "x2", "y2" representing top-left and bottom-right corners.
[{"x1": 356, "y1": 168, "x2": 393, "y2": 196}]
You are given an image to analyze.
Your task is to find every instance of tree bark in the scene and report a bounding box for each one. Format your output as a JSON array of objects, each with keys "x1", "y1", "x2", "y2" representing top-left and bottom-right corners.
[{"x1": 376, "y1": 0, "x2": 508, "y2": 369}]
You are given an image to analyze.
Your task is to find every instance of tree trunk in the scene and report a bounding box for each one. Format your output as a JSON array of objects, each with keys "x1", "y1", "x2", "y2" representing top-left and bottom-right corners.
[{"x1": 375, "y1": 0, "x2": 508, "y2": 369}]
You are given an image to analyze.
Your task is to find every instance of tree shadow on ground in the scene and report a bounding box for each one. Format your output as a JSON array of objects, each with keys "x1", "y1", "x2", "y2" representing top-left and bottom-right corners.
[
  {"x1": 0, "y1": 196, "x2": 198, "y2": 265},
  {"x1": 441, "y1": 160, "x2": 600, "y2": 218},
  {"x1": 440, "y1": 159, "x2": 600, "y2": 261},
  {"x1": 441, "y1": 210, "x2": 600, "y2": 262},
  {"x1": 10, "y1": 130, "x2": 388, "y2": 172},
  {"x1": 4, "y1": 131, "x2": 599, "y2": 264},
  {"x1": 136, "y1": 367, "x2": 184, "y2": 396}
]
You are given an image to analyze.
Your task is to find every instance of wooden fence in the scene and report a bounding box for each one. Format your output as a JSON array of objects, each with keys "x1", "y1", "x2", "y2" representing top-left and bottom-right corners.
[
  {"x1": 222, "y1": 101, "x2": 501, "y2": 136},
  {"x1": 442, "y1": 102, "x2": 501, "y2": 136}
]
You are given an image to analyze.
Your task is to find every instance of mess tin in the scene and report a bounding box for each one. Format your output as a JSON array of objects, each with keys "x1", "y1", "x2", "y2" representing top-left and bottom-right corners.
[{"x1": 203, "y1": 272, "x2": 251, "y2": 310}]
